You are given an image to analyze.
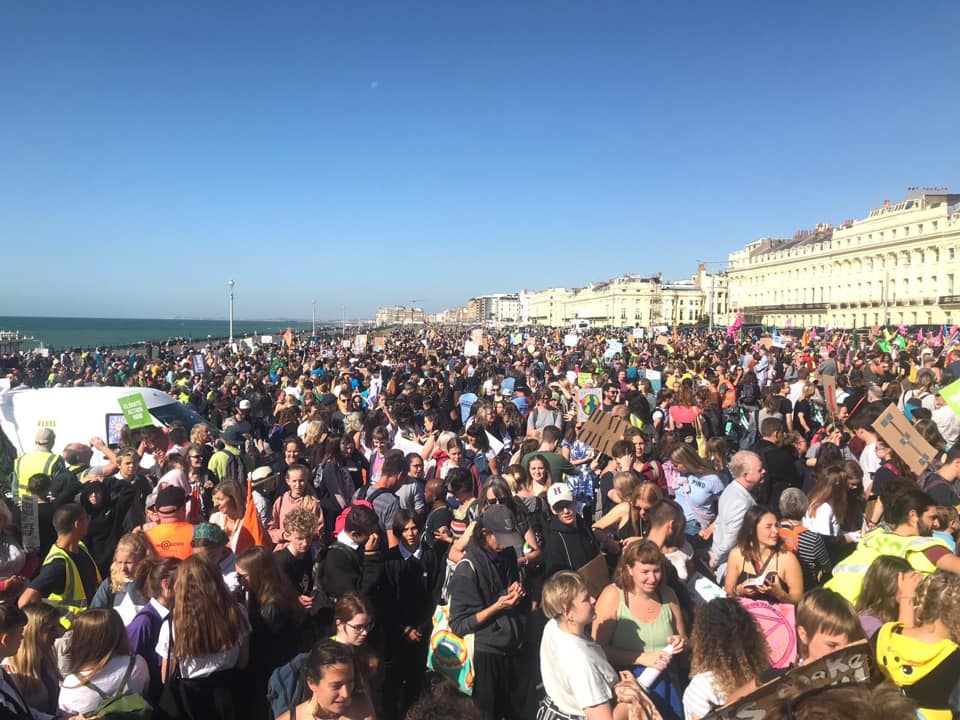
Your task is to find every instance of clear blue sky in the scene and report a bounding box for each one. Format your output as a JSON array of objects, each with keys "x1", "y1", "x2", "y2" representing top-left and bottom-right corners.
[{"x1": 2, "y1": 1, "x2": 958, "y2": 320}]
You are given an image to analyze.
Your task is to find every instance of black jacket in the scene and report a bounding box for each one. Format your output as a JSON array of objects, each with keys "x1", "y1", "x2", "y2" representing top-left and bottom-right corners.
[
  {"x1": 448, "y1": 543, "x2": 526, "y2": 655},
  {"x1": 543, "y1": 515, "x2": 601, "y2": 577},
  {"x1": 381, "y1": 541, "x2": 448, "y2": 643},
  {"x1": 750, "y1": 438, "x2": 800, "y2": 505},
  {"x1": 320, "y1": 540, "x2": 383, "y2": 604}
]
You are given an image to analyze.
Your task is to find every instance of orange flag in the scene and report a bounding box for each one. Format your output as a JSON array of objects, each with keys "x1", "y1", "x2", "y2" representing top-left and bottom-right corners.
[
  {"x1": 237, "y1": 477, "x2": 268, "y2": 553},
  {"x1": 284, "y1": 327, "x2": 293, "y2": 348}
]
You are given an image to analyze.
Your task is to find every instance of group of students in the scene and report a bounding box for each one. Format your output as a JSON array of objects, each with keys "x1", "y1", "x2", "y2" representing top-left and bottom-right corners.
[{"x1": 1, "y1": 325, "x2": 960, "y2": 720}]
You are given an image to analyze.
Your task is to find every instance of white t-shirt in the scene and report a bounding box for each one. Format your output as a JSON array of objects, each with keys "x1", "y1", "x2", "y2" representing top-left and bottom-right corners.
[
  {"x1": 683, "y1": 671, "x2": 726, "y2": 720},
  {"x1": 539, "y1": 619, "x2": 618, "y2": 716},
  {"x1": 859, "y1": 442, "x2": 880, "y2": 496},
  {"x1": 803, "y1": 502, "x2": 839, "y2": 536},
  {"x1": 59, "y1": 654, "x2": 150, "y2": 714},
  {"x1": 155, "y1": 605, "x2": 248, "y2": 679}
]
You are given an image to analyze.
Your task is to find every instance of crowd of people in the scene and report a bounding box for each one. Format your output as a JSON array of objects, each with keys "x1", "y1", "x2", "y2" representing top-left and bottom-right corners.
[{"x1": 0, "y1": 322, "x2": 958, "y2": 720}]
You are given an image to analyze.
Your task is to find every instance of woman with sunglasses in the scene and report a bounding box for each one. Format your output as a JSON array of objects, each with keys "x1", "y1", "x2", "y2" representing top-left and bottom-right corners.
[{"x1": 542, "y1": 484, "x2": 609, "y2": 578}]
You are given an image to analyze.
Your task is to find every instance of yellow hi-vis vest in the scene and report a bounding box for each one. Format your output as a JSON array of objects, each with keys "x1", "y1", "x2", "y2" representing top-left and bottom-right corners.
[
  {"x1": 825, "y1": 528, "x2": 945, "y2": 605},
  {"x1": 12, "y1": 450, "x2": 62, "y2": 502},
  {"x1": 42, "y1": 542, "x2": 102, "y2": 629}
]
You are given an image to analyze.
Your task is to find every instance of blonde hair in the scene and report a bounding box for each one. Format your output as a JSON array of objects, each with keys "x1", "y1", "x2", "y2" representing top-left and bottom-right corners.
[
  {"x1": 110, "y1": 532, "x2": 155, "y2": 593},
  {"x1": 914, "y1": 570, "x2": 960, "y2": 643},
  {"x1": 6, "y1": 604, "x2": 59, "y2": 696},
  {"x1": 541, "y1": 571, "x2": 589, "y2": 619}
]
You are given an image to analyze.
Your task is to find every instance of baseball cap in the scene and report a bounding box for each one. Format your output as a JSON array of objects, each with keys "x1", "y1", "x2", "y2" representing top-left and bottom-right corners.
[
  {"x1": 155, "y1": 486, "x2": 186, "y2": 514},
  {"x1": 222, "y1": 425, "x2": 245, "y2": 446},
  {"x1": 480, "y1": 505, "x2": 523, "y2": 548},
  {"x1": 237, "y1": 399, "x2": 252, "y2": 411},
  {"x1": 546, "y1": 484, "x2": 574, "y2": 509},
  {"x1": 250, "y1": 466, "x2": 278, "y2": 488},
  {"x1": 193, "y1": 523, "x2": 228, "y2": 546},
  {"x1": 35, "y1": 428, "x2": 55, "y2": 448}
]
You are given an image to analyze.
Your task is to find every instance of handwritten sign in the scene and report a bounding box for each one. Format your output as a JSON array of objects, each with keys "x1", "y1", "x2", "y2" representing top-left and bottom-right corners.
[
  {"x1": 604, "y1": 340, "x2": 623, "y2": 359},
  {"x1": 821, "y1": 374, "x2": 838, "y2": 418},
  {"x1": 117, "y1": 393, "x2": 154, "y2": 430},
  {"x1": 464, "y1": 341, "x2": 480, "y2": 357},
  {"x1": 20, "y1": 495, "x2": 40, "y2": 551},
  {"x1": 579, "y1": 409, "x2": 629, "y2": 456},
  {"x1": 577, "y1": 371, "x2": 594, "y2": 387},
  {"x1": 373, "y1": 336, "x2": 386, "y2": 352},
  {"x1": 703, "y1": 641, "x2": 874, "y2": 720},
  {"x1": 940, "y1": 377, "x2": 960, "y2": 420},
  {"x1": 192, "y1": 354, "x2": 206, "y2": 374}
]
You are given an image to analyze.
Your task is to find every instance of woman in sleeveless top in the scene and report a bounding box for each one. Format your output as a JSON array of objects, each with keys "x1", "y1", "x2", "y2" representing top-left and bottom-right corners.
[
  {"x1": 724, "y1": 506, "x2": 804, "y2": 605},
  {"x1": 275, "y1": 640, "x2": 374, "y2": 720},
  {"x1": 594, "y1": 540, "x2": 687, "y2": 719}
]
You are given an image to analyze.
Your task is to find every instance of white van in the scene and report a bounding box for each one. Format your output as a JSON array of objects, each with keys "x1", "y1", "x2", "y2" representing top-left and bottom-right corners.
[
  {"x1": 571, "y1": 319, "x2": 590, "y2": 332},
  {"x1": 0, "y1": 387, "x2": 211, "y2": 464}
]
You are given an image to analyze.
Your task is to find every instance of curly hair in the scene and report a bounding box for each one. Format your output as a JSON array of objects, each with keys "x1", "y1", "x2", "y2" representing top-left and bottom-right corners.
[
  {"x1": 914, "y1": 570, "x2": 960, "y2": 643},
  {"x1": 283, "y1": 506, "x2": 320, "y2": 538},
  {"x1": 690, "y1": 598, "x2": 770, "y2": 695},
  {"x1": 110, "y1": 532, "x2": 156, "y2": 593}
]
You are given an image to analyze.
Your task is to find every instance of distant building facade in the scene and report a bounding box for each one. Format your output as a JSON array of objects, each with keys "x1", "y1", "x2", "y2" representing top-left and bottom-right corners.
[
  {"x1": 726, "y1": 188, "x2": 960, "y2": 328},
  {"x1": 375, "y1": 305, "x2": 425, "y2": 326}
]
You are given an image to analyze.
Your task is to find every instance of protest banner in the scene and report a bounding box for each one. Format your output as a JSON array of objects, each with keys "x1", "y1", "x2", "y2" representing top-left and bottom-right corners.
[
  {"x1": 20, "y1": 495, "x2": 40, "y2": 551},
  {"x1": 471, "y1": 329, "x2": 484, "y2": 348},
  {"x1": 464, "y1": 341, "x2": 480, "y2": 357},
  {"x1": 192, "y1": 354, "x2": 206, "y2": 374},
  {"x1": 703, "y1": 641, "x2": 874, "y2": 719},
  {"x1": 260, "y1": 335, "x2": 273, "y2": 345},
  {"x1": 373, "y1": 336, "x2": 386, "y2": 352},
  {"x1": 632, "y1": 327, "x2": 644, "y2": 339},
  {"x1": 117, "y1": 393, "x2": 154, "y2": 430},
  {"x1": 940, "y1": 376, "x2": 960, "y2": 419},
  {"x1": 354, "y1": 334, "x2": 368, "y2": 353},
  {"x1": 579, "y1": 409, "x2": 629, "y2": 456},
  {"x1": 577, "y1": 388, "x2": 602, "y2": 421},
  {"x1": 564, "y1": 334, "x2": 579, "y2": 348},
  {"x1": 873, "y1": 405, "x2": 938, "y2": 476}
]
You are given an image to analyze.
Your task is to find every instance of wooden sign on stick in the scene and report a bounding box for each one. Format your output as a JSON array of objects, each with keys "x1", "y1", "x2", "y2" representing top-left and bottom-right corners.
[
  {"x1": 873, "y1": 405, "x2": 938, "y2": 476},
  {"x1": 820, "y1": 375, "x2": 838, "y2": 419},
  {"x1": 579, "y1": 409, "x2": 629, "y2": 457}
]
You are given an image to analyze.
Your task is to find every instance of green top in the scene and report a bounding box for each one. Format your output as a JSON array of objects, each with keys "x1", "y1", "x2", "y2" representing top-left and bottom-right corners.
[{"x1": 610, "y1": 587, "x2": 675, "y2": 654}]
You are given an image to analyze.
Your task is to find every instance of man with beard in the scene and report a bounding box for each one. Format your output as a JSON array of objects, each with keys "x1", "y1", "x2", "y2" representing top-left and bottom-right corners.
[{"x1": 827, "y1": 487, "x2": 960, "y2": 604}]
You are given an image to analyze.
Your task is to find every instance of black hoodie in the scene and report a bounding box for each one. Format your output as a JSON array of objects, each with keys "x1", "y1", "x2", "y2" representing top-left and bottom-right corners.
[{"x1": 543, "y1": 514, "x2": 601, "y2": 577}]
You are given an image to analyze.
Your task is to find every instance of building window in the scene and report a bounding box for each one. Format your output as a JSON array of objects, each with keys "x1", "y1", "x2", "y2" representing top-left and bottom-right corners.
[
  {"x1": 932, "y1": 220, "x2": 938, "y2": 230},
  {"x1": 918, "y1": 223, "x2": 924, "y2": 234},
  {"x1": 892, "y1": 228, "x2": 897, "y2": 238},
  {"x1": 951, "y1": 247, "x2": 956, "y2": 262}
]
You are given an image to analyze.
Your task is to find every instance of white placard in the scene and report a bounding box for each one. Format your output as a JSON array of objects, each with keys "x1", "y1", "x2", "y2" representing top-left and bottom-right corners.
[
  {"x1": 486, "y1": 431, "x2": 504, "y2": 456},
  {"x1": 464, "y1": 341, "x2": 480, "y2": 357},
  {"x1": 564, "y1": 334, "x2": 579, "y2": 348},
  {"x1": 20, "y1": 495, "x2": 40, "y2": 551},
  {"x1": 261, "y1": 335, "x2": 273, "y2": 344},
  {"x1": 393, "y1": 434, "x2": 425, "y2": 457}
]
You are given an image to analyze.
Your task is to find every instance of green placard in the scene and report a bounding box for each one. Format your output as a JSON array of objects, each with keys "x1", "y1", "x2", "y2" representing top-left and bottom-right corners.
[
  {"x1": 577, "y1": 372, "x2": 593, "y2": 387},
  {"x1": 118, "y1": 393, "x2": 154, "y2": 429},
  {"x1": 941, "y1": 377, "x2": 960, "y2": 420}
]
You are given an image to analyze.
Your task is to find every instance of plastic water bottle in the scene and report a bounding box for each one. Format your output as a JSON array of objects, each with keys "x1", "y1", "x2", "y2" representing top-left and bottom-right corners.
[{"x1": 636, "y1": 642, "x2": 676, "y2": 689}]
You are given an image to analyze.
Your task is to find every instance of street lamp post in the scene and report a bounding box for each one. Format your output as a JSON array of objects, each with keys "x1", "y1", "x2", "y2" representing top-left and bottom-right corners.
[
  {"x1": 312, "y1": 299, "x2": 317, "y2": 337},
  {"x1": 228, "y1": 280, "x2": 235, "y2": 344}
]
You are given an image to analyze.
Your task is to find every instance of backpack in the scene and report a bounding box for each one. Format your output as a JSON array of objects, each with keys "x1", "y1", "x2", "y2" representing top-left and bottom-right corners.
[
  {"x1": 332, "y1": 487, "x2": 396, "y2": 536},
  {"x1": 266, "y1": 650, "x2": 309, "y2": 720},
  {"x1": 903, "y1": 390, "x2": 930, "y2": 421},
  {"x1": 87, "y1": 655, "x2": 153, "y2": 720},
  {"x1": 739, "y1": 382, "x2": 758, "y2": 406},
  {"x1": 222, "y1": 451, "x2": 247, "y2": 484}
]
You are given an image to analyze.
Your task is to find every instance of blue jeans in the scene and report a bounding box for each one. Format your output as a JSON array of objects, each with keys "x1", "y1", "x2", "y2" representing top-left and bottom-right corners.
[{"x1": 632, "y1": 667, "x2": 683, "y2": 720}]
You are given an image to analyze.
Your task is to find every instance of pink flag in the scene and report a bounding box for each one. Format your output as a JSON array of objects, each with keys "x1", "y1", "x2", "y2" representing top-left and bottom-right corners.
[
  {"x1": 917, "y1": 327, "x2": 923, "y2": 343},
  {"x1": 785, "y1": 317, "x2": 793, "y2": 329}
]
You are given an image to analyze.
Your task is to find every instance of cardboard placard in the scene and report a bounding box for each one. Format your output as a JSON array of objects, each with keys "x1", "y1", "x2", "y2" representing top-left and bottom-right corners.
[
  {"x1": 821, "y1": 374, "x2": 838, "y2": 418},
  {"x1": 655, "y1": 335, "x2": 671, "y2": 346},
  {"x1": 703, "y1": 641, "x2": 873, "y2": 720},
  {"x1": 117, "y1": 393, "x2": 154, "y2": 430},
  {"x1": 354, "y1": 334, "x2": 368, "y2": 352},
  {"x1": 464, "y1": 341, "x2": 480, "y2": 357},
  {"x1": 577, "y1": 388, "x2": 602, "y2": 421},
  {"x1": 873, "y1": 405, "x2": 938, "y2": 475},
  {"x1": 576, "y1": 553, "x2": 610, "y2": 599},
  {"x1": 757, "y1": 336, "x2": 774, "y2": 349},
  {"x1": 471, "y1": 329, "x2": 484, "y2": 347},
  {"x1": 373, "y1": 336, "x2": 386, "y2": 352},
  {"x1": 579, "y1": 409, "x2": 629, "y2": 457}
]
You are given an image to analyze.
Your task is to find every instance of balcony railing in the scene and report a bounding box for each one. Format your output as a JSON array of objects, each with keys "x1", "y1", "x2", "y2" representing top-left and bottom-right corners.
[
  {"x1": 939, "y1": 295, "x2": 960, "y2": 305},
  {"x1": 740, "y1": 302, "x2": 828, "y2": 313}
]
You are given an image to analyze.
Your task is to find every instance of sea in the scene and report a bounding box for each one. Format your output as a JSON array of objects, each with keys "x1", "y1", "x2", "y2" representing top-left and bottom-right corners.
[{"x1": 0, "y1": 316, "x2": 319, "y2": 352}]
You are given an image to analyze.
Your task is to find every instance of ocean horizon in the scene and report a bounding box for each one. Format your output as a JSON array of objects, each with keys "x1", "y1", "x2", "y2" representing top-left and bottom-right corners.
[{"x1": 0, "y1": 315, "x2": 342, "y2": 351}]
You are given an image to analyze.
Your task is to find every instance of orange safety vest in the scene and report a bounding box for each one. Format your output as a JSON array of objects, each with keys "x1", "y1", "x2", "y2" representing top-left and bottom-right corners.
[{"x1": 146, "y1": 521, "x2": 195, "y2": 560}]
